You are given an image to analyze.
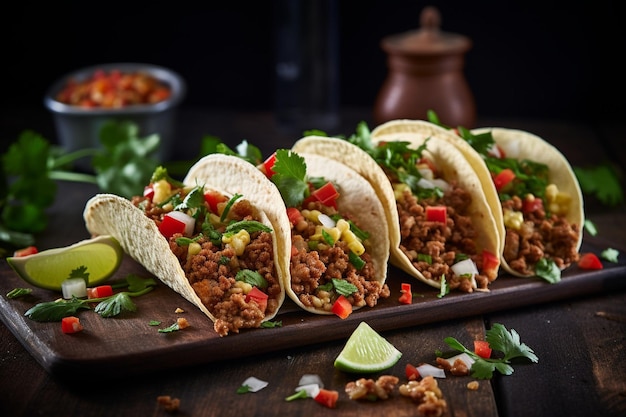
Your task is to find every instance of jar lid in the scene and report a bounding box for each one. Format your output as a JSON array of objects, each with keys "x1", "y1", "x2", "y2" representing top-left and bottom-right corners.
[{"x1": 381, "y1": 6, "x2": 471, "y2": 55}]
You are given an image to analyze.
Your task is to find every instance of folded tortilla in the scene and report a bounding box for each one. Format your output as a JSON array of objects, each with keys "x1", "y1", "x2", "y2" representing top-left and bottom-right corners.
[
  {"x1": 186, "y1": 152, "x2": 390, "y2": 315},
  {"x1": 83, "y1": 154, "x2": 289, "y2": 335},
  {"x1": 292, "y1": 132, "x2": 501, "y2": 291},
  {"x1": 470, "y1": 127, "x2": 584, "y2": 277}
]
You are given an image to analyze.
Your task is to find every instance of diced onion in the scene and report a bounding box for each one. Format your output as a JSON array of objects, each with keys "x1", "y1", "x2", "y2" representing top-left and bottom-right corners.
[
  {"x1": 166, "y1": 211, "x2": 195, "y2": 237},
  {"x1": 442, "y1": 352, "x2": 475, "y2": 368},
  {"x1": 317, "y1": 213, "x2": 335, "y2": 228},
  {"x1": 417, "y1": 178, "x2": 436, "y2": 189},
  {"x1": 416, "y1": 363, "x2": 446, "y2": 379},
  {"x1": 298, "y1": 374, "x2": 324, "y2": 388},
  {"x1": 295, "y1": 383, "x2": 321, "y2": 398},
  {"x1": 417, "y1": 178, "x2": 449, "y2": 191},
  {"x1": 61, "y1": 277, "x2": 87, "y2": 299},
  {"x1": 241, "y1": 376, "x2": 268, "y2": 393},
  {"x1": 430, "y1": 179, "x2": 450, "y2": 191},
  {"x1": 451, "y1": 258, "x2": 478, "y2": 277}
]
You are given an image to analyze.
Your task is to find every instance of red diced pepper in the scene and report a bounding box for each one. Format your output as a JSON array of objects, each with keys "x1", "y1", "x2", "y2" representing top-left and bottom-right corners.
[
  {"x1": 310, "y1": 182, "x2": 340, "y2": 207},
  {"x1": 425, "y1": 206, "x2": 447, "y2": 223},
  {"x1": 331, "y1": 295, "x2": 352, "y2": 319},
  {"x1": 578, "y1": 253, "x2": 603, "y2": 270},
  {"x1": 405, "y1": 363, "x2": 420, "y2": 380},
  {"x1": 399, "y1": 282, "x2": 412, "y2": 304},
  {"x1": 87, "y1": 285, "x2": 114, "y2": 299},
  {"x1": 262, "y1": 152, "x2": 277, "y2": 178},
  {"x1": 522, "y1": 195, "x2": 543, "y2": 214},
  {"x1": 61, "y1": 316, "x2": 84, "y2": 334},
  {"x1": 204, "y1": 190, "x2": 228, "y2": 214},
  {"x1": 482, "y1": 250, "x2": 500, "y2": 277},
  {"x1": 143, "y1": 185, "x2": 155, "y2": 201},
  {"x1": 13, "y1": 246, "x2": 38, "y2": 257},
  {"x1": 493, "y1": 168, "x2": 516, "y2": 192},
  {"x1": 474, "y1": 340, "x2": 492, "y2": 359},
  {"x1": 286, "y1": 207, "x2": 304, "y2": 225},
  {"x1": 314, "y1": 389, "x2": 339, "y2": 408},
  {"x1": 245, "y1": 287, "x2": 269, "y2": 313},
  {"x1": 158, "y1": 213, "x2": 187, "y2": 239}
]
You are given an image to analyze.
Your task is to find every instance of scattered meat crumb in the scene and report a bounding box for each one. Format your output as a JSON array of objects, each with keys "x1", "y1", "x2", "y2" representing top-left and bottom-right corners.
[
  {"x1": 175, "y1": 308, "x2": 185, "y2": 313},
  {"x1": 177, "y1": 318, "x2": 190, "y2": 329},
  {"x1": 345, "y1": 375, "x2": 399, "y2": 401},
  {"x1": 157, "y1": 395, "x2": 180, "y2": 413},
  {"x1": 399, "y1": 375, "x2": 448, "y2": 417},
  {"x1": 467, "y1": 381, "x2": 480, "y2": 390}
]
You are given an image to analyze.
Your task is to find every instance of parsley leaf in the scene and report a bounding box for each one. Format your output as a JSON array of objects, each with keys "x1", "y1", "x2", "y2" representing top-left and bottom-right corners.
[
  {"x1": 574, "y1": 164, "x2": 624, "y2": 207},
  {"x1": 601, "y1": 248, "x2": 619, "y2": 263},
  {"x1": 535, "y1": 258, "x2": 561, "y2": 284}
]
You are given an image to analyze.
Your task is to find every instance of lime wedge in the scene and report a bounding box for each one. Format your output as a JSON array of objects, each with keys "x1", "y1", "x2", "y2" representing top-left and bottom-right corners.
[
  {"x1": 6, "y1": 235, "x2": 124, "y2": 291},
  {"x1": 334, "y1": 322, "x2": 402, "y2": 373}
]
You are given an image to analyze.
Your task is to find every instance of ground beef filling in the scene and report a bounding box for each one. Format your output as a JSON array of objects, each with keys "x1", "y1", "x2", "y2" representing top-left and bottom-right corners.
[
  {"x1": 289, "y1": 202, "x2": 390, "y2": 312},
  {"x1": 132, "y1": 195, "x2": 281, "y2": 336},
  {"x1": 501, "y1": 196, "x2": 580, "y2": 275},
  {"x1": 396, "y1": 184, "x2": 489, "y2": 292}
]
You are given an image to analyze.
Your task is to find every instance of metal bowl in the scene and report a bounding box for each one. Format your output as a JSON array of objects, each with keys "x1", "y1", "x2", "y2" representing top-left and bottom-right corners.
[{"x1": 44, "y1": 63, "x2": 186, "y2": 165}]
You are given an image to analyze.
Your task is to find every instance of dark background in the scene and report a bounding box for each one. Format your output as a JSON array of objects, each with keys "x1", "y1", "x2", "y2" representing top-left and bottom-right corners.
[{"x1": 2, "y1": 0, "x2": 624, "y2": 147}]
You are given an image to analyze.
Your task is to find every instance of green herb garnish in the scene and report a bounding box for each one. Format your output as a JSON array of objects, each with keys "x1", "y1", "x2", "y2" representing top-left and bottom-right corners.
[{"x1": 444, "y1": 323, "x2": 539, "y2": 379}]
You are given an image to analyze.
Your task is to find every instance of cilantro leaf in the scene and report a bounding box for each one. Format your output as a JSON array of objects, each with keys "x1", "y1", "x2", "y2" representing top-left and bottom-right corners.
[
  {"x1": 235, "y1": 269, "x2": 268, "y2": 289},
  {"x1": 331, "y1": 278, "x2": 358, "y2": 296},
  {"x1": 574, "y1": 164, "x2": 623, "y2": 207},
  {"x1": 601, "y1": 248, "x2": 619, "y2": 263},
  {"x1": 94, "y1": 292, "x2": 137, "y2": 317},
  {"x1": 535, "y1": 258, "x2": 561, "y2": 283},
  {"x1": 270, "y1": 149, "x2": 309, "y2": 207}
]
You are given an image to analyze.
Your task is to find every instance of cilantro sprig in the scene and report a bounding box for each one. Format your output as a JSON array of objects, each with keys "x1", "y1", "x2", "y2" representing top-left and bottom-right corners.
[
  {"x1": 444, "y1": 323, "x2": 539, "y2": 379},
  {"x1": 1, "y1": 122, "x2": 160, "y2": 251},
  {"x1": 24, "y1": 274, "x2": 157, "y2": 322}
]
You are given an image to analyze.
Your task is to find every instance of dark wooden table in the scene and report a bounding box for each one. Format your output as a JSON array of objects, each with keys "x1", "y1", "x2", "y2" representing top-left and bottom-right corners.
[{"x1": 1, "y1": 108, "x2": 625, "y2": 417}]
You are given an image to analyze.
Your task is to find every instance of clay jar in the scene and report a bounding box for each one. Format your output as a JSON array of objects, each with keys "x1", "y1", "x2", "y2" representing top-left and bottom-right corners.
[{"x1": 374, "y1": 6, "x2": 476, "y2": 128}]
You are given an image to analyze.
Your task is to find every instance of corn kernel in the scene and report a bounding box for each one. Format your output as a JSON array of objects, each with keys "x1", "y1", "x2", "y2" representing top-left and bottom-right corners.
[
  {"x1": 152, "y1": 179, "x2": 172, "y2": 205},
  {"x1": 223, "y1": 230, "x2": 250, "y2": 256},
  {"x1": 327, "y1": 227, "x2": 341, "y2": 243},
  {"x1": 342, "y1": 229, "x2": 358, "y2": 245},
  {"x1": 545, "y1": 184, "x2": 558, "y2": 200},
  {"x1": 336, "y1": 218, "x2": 350, "y2": 233},
  {"x1": 303, "y1": 209, "x2": 321, "y2": 223},
  {"x1": 188, "y1": 242, "x2": 202, "y2": 256},
  {"x1": 393, "y1": 183, "x2": 410, "y2": 202},
  {"x1": 503, "y1": 209, "x2": 523, "y2": 230},
  {"x1": 348, "y1": 240, "x2": 365, "y2": 256},
  {"x1": 234, "y1": 280, "x2": 252, "y2": 294}
]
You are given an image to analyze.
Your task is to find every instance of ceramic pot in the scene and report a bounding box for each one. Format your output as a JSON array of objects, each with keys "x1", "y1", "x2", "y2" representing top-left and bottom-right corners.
[{"x1": 374, "y1": 6, "x2": 476, "y2": 128}]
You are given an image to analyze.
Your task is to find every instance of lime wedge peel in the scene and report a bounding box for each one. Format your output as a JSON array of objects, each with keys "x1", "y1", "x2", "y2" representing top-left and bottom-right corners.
[
  {"x1": 334, "y1": 321, "x2": 403, "y2": 373},
  {"x1": 6, "y1": 235, "x2": 124, "y2": 292}
]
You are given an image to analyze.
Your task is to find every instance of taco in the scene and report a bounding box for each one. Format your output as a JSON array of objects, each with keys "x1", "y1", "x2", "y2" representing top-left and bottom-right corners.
[
  {"x1": 453, "y1": 126, "x2": 583, "y2": 280},
  {"x1": 83, "y1": 156, "x2": 289, "y2": 336},
  {"x1": 187, "y1": 149, "x2": 391, "y2": 316},
  {"x1": 292, "y1": 124, "x2": 502, "y2": 293},
  {"x1": 374, "y1": 119, "x2": 584, "y2": 281}
]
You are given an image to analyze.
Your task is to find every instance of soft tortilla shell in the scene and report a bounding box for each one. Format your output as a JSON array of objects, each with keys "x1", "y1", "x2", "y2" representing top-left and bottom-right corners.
[
  {"x1": 472, "y1": 127, "x2": 585, "y2": 276},
  {"x1": 292, "y1": 135, "x2": 501, "y2": 289},
  {"x1": 84, "y1": 156, "x2": 289, "y2": 323}
]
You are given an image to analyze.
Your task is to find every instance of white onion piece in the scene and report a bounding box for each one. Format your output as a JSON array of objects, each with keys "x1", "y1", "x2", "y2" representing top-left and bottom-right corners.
[
  {"x1": 298, "y1": 374, "x2": 324, "y2": 388},
  {"x1": 442, "y1": 352, "x2": 476, "y2": 368},
  {"x1": 317, "y1": 213, "x2": 335, "y2": 228},
  {"x1": 430, "y1": 178, "x2": 450, "y2": 191},
  {"x1": 166, "y1": 211, "x2": 195, "y2": 237},
  {"x1": 502, "y1": 139, "x2": 521, "y2": 159},
  {"x1": 295, "y1": 383, "x2": 320, "y2": 398},
  {"x1": 418, "y1": 167, "x2": 434, "y2": 180},
  {"x1": 416, "y1": 363, "x2": 446, "y2": 379},
  {"x1": 451, "y1": 258, "x2": 478, "y2": 277},
  {"x1": 487, "y1": 143, "x2": 502, "y2": 158},
  {"x1": 417, "y1": 178, "x2": 436, "y2": 189},
  {"x1": 241, "y1": 376, "x2": 268, "y2": 392},
  {"x1": 61, "y1": 277, "x2": 87, "y2": 299}
]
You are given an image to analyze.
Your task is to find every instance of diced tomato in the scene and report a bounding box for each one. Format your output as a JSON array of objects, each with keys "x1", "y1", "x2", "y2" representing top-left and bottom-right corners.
[
  {"x1": 87, "y1": 285, "x2": 114, "y2": 299},
  {"x1": 61, "y1": 316, "x2": 84, "y2": 334},
  {"x1": 204, "y1": 190, "x2": 228, "y2": 214},
  {"x1": 493, "y1": 168, "x2": 516, "y2": 192},
  {"x1": 159, "y1": 212, "x2": 194, "y2": 238},
  {"x1": 474, "y1": 340, "x2": 492, "y2": 359},
  {"x1": 310, "y1": 182, "x2": 340, "y2": 207},
  {"x1": 522, "y1": 195, "x2": 543, "y2": 214},
  {"x1": 425, "y1": 206, "x2": 447, "y2": 223},
  {"x1": 245, "y1": 287, "x2": 269, "y2": 313},
  {"x1": 314, "y1": 389, "x2": 339, "y2": 409},
  {"x1": 262, "y1": 152, "x2": 277, "y2": 178},
  {"x1": 143, "y1": 185, "x2": 155, "y2": 201},
  {"x1": 286, "y1": 207, "x2": 304, "y2": 225},
  {"x1": 331, "y1": 295, "x2": 352, "y2": 319},
  {"x1": 406, "y1": 363, "x2": 420, "y2": 380},
  {"x1": 578, "y1": 253, "x2": 603, "y2": 270},
  {"x1": 399, "y1": 282, "x2": 412, "y2": 304},
  {"x1": 13, "y1": 246, "x2": 38, "y2": 257},
  {"x1": 482, "y1": 250, "x2": 500, "y2": 277}
]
